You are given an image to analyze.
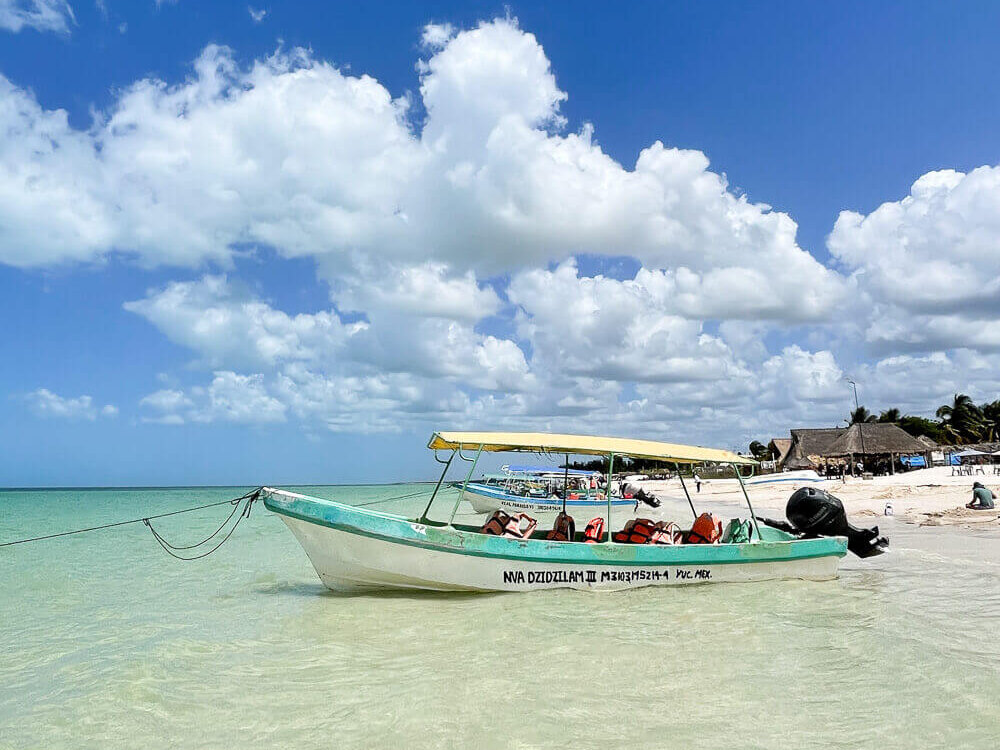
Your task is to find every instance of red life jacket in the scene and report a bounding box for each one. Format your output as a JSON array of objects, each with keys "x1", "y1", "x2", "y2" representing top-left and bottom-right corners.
[
  {"x1": 650, "y1": 521, "x2": 682, "y2": 545},
  {"x1": 545, "y1": 512, "x2": 576, "y2": 542},
  {"x1": 612, "y1": 518, "x2": 658, "y2": 544},
  {"x1": 583, "y1": 517, "x2": 605, "y2": 543},
  {"x1": 686, "y1": 513, "x2": 723, "y2": 544}
]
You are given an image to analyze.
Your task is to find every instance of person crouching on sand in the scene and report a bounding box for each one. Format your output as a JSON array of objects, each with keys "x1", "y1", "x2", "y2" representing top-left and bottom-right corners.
[{"x1": 966, "y1": 482, "x2": 996, "y2": 510}]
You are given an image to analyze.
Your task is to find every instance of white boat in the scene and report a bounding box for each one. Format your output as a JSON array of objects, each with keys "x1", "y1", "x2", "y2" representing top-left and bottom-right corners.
[
  {"x1": 745, "y1": 470, "x2": 824, "y2": 486},
  {"x1": 262, "y1": 432, "x2": 848, "y2": 593},
  {"x1": 460, "y1": 465, "x2": 633, "y2": 513}
]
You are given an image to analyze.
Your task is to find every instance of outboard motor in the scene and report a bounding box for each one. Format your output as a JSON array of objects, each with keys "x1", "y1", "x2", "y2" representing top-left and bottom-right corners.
[
  {"x1": 634, "y1": 488, "x2": 661, "y2": 508},
  {"x1": 784, "y1": 486, "x2": 888, "y2": 558},
  {"x1": 622, "y1": 482, "x2": 660, "y2": 509}
]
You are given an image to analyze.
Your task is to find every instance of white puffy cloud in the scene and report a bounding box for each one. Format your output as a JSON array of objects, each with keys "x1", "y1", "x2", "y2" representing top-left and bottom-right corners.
[
  {"x1": 0, "y1": 18, "x2": 842, "y2": 327},
  {"x1": 420, "y1": 22, "x2": 454, "y2": 49},
  {"x1": 508, "y1": 260, "x2": 749, "y2": 383},
  {"x1": 124, "y1": 275, "x2": 361, "y2": 369},
  {"x1": 333, "y1": 261, "x2": 501, "y2": 323},
  {"x1": 26, "y1": 389, "x2": 116, "y2": 420},
  {"x1": 0, "y1": 0, "x2": 74, "y2": 34},
  {"x1": 139, "y1": 373, "x2": 286, "y2": 425},
  {"x1": 18, "y1": 16, "x2": 984, "y2": 444},
  {"x1": 0, "y1": 75, "x2": 113, "y2": 265},
  {"x1": 829, "y1": 166, "x2": 1000, "y2": 353}
]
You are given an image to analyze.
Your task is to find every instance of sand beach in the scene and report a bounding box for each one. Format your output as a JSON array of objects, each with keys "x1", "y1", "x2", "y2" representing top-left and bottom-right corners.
[{"x1": 639, "y1": 466, "x2": 1000, "y2": 530}]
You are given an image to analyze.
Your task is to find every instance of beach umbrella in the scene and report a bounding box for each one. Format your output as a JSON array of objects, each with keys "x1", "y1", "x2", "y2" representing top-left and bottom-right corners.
[{"x1": 953, "y1": 449, "x2": 988, "y2": 457}]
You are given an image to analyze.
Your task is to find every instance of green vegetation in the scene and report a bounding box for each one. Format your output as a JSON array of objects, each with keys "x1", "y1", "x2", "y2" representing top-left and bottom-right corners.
[{"x1": 756, "y1": 393, "x2": 1000, "y2": 454}]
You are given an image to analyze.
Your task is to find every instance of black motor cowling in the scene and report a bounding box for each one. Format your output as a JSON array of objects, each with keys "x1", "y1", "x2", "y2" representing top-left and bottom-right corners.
[
  {"x1": 785, "y1": 486, "x2": 888, "y2": 558},
  {"x1": 633, "y1": 488, "x2": 661, "y2": 508}
]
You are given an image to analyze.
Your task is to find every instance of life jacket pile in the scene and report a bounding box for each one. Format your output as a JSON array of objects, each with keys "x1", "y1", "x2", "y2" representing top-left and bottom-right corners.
[
  {"x1": 650, "y1": 521, "x2": 682, "y2": 545},
  {"x1": 612, "y1": 519, "x2": 683, "y2": 545},
  {"x1": 685, "y1": 512, "x2": 723, "y2": 544},
  {"x1": 480, "y1": 510, "x2": 538, "y2": 539},
  {"x1": 544, "y1": 512, "x2": 576, "y2": 542},
  {"x1": 582, "y1": 517, "x2": 605, "y2": 543},
  {"x1": 612, "y1": 518, "x2": 658, "y2": 544}
]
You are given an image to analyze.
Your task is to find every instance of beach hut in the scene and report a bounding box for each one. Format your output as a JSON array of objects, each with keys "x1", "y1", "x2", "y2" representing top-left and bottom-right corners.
[{"x1": 782, "y1": 423, "x2": 930, "y2": 476}]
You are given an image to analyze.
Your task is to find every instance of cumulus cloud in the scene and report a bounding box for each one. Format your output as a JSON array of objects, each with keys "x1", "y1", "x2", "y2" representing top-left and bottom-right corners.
[
  {"x1": 26, "y1": 389, "x2": 116, "y2": 420},
  {"x1": 829, "y1": 166, "x2": 1000, "y2": 354},
  {"x1": 140, "y1": 373, "x2": 285, "y2": 424},
  {"x1": 124, "y1": 275, "x2": 361, "y2": 369},
  {"x1": 0, "y1": 18, "x2": 841, "y2": 322},
  {"x1": 14, "y1": 16, "x2": 976, "y2": 442},
  {"x1": 0, "y1": 0, "x2": 74, "y2": 34}
]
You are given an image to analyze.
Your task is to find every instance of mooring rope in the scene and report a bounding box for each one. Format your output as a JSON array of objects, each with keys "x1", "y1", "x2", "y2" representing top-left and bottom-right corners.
[
  {"x1": 0, "y1": 488, "x2": 264, "y2": 549},
  {"x1": 144, "y1": 491, "x2": 259, "y2": 561},
  {"x1": 0, "y1": 485, "x2": 444, "y2": 553}
]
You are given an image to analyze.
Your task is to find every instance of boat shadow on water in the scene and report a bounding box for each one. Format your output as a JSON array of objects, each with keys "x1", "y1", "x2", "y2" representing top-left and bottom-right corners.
[{"x1": 251, "y1": 577, "x2": 506, "y2": 601}]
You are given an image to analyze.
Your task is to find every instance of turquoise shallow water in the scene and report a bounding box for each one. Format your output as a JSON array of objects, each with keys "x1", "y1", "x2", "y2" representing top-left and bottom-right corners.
[{"x1": 2, "y1": 486, "x2": 999, "y2": 749}]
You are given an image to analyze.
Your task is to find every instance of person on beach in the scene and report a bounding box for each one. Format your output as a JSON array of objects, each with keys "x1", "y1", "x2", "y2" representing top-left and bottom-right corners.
[
  {"x1": 694, "y1": 473, "x2": 702, "y2": 493},
  {"x1": 966, "y1": 482, "x2": 996, "y2": 510}
]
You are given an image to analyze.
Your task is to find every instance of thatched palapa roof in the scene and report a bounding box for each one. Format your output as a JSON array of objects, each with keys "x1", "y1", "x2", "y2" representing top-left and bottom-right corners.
[
  {"x1": 916, "y1": 435, "x2": 939, "y2": 449},
  {"x1": 782, "y1": 423, "x2": 929, "y2": 467},
  {"x1": 824, "y1": 423, "x2": 928, "y2": 457},
  {"x1": 768, "y1": 438, "x2": 792, "y2": 464}
]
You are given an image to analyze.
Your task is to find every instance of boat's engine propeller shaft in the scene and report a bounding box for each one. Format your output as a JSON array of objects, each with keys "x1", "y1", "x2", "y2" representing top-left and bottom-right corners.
[{"x1": 764, "y1": 486, "x2": 889, "y2": 558}]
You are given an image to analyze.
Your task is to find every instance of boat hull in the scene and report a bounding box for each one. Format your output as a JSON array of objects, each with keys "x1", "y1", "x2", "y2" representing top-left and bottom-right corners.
[{"x1": 264, "y1": 489, "x2": 847, "y2": 593}]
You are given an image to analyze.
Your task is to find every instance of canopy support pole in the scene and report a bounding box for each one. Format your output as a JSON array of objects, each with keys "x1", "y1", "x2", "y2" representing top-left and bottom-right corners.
[
  {"x1": 676, "y1": 463, "x2": 698, "y2": 519},
  {"x1": 448, "y1": 444, "x2": 483, "y2": 526},
  {"x1": 732, "y1": 462, "x2": 762, "y2": 541},
  {"x1": 562, "y1": 454, "x2": 569, "y2": 516},
  {"x1": 605, "y1": 453, "x2": 615, "y2": 542},
  {"x1": 419, "y1": 450, "x2": 455, "y2": 523}
]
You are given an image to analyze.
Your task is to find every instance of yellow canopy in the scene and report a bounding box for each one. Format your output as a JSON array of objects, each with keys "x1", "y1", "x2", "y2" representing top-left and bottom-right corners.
[{"x1": 427, "y1": 431, "x2": 754, "y2": 465}]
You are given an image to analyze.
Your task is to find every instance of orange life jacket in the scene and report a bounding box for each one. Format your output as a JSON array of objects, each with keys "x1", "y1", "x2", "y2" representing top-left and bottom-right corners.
[
  {"x1": 612, "y1": 518, "x2": 658, "y2": 544},
  {"x1": 545, "y1": 512, "x2": 576, "y2": 542},
  {"x1": 583, "y1": 517, "x2": 605, "y2": 543},
  {"x1": 686, "y1": 513, "x2": 723, "y2": 544},
  {"x1": 650, "y1": 521, "x2": 682, "y2": 545}
]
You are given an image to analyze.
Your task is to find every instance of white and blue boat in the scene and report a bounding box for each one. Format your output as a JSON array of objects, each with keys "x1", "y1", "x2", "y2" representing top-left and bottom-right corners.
[{"x1": 459, "y1": 464, "x2": 634, "y2": 513}]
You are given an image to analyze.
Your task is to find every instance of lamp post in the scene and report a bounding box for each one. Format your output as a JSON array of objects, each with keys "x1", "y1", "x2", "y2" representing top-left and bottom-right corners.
[{"x1": 846, "y1": 378, "x2": 867, "y2": 468}]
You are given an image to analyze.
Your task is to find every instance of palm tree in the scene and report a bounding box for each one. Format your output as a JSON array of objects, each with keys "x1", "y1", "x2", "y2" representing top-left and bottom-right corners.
[
  {"x1": 980, "y1": 400, "x2": 1000, "y2": 442},
  {"x1": 878, "y1": 408, "x2": 902, "y2": 423},
  {"x1": 748, "y1": 440, "x2": 769, "y2": 460},
  {"x1": 848, "y1": 406, "x2": 877, "y2": 424},
  {"x1": 936, "y1": 394, "x2": 985, "y2": 444}
]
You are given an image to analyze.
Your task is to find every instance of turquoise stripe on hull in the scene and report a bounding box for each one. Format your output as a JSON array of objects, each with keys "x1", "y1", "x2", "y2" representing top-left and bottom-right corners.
[{"x1": 264, "y1": 490, "x2": 847, "y2": 567}]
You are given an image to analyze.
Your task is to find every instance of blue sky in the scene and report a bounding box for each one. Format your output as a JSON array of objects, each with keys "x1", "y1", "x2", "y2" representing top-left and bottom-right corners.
[{"x1": 3, "y1": 1, "x2": 1000, "y2": 486}]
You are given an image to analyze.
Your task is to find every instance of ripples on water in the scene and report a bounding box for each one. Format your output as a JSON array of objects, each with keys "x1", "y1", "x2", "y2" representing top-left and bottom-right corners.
[{"x1": 2, "y1": 486, "x2": 999, "y2": 749}]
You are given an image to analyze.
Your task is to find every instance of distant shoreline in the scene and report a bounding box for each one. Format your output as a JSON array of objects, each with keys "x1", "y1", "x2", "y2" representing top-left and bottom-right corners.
[{"x1": 0, "y1": 481, "x2": 438, "y2": 492}]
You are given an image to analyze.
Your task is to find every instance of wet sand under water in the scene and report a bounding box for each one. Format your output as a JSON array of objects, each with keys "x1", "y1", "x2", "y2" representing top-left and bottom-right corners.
[{"x1": 2, "y1": 485, "x2": 999, "y2": 749}]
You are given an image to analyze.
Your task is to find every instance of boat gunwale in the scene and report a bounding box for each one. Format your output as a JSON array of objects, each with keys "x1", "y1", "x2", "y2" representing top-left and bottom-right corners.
[{"x1": 262, "y1": 488, "x2": 847, "y2": 567}]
